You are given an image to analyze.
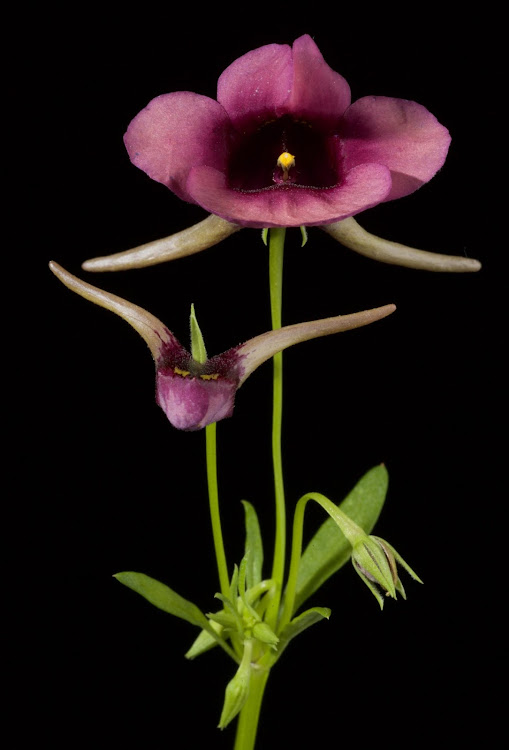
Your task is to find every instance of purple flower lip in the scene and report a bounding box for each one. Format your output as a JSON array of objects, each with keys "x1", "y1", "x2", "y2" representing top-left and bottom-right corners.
[
  {"x1": 49, "y1": 262, "x2": 396, "y2": 431},
  {"x1": 123, "y1": 35, "x2": 452, "y2": 229}
]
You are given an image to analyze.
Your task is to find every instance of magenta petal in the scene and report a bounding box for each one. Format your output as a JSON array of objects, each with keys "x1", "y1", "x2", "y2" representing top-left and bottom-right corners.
[
  {"x1": 283, "y1": 35, "x2": 351, "y2": 128},
  {"x1": 156, "y1": 372, "x2": 236, "y2": 431},
  {"x1": 217, "y1": 43, "x2": 293, "y2": 133},
  {"x1": 341, "y1": 96, "x2": 451, "y2": 201},
  {"x1": 186, "y1": 164, "x2": 392, "y2": 228},
  {"x1": 124, "y1": 92, "x2": 232, "y2": 202}
]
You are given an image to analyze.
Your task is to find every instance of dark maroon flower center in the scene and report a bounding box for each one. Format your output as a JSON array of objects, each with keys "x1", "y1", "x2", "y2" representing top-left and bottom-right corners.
[
  {"x1": 157, "y1": 339, "x2": 242, "y2": 383},
  {"x1": 227, "y1": 116, "x2": 342, "y2": 192}
]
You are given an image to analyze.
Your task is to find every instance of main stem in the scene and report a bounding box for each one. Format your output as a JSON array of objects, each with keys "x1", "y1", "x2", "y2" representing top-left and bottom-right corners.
[
  {"x1": 233, "y1": 227, "x2": 287, "y2": 750},
  {"x1": 233, "y1": 668, "x2": 270, "y2": 750}
]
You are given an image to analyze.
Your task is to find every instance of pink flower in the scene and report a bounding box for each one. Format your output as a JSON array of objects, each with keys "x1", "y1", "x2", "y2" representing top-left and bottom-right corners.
[
  {"x1": 49, "y1": 262, "x2": 395, "y2": 431},
  {"x1": 124, "y1": 35, "x2": 450, "y2": 229}
]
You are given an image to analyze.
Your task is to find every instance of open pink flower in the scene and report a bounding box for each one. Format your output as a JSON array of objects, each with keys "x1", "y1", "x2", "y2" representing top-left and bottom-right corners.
[{"x1": 124, "y1": 34, "x2": 450, "y2": 229}]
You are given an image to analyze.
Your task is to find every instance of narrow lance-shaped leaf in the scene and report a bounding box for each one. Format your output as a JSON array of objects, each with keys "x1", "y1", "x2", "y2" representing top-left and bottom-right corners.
[
  {"x1": 114, "y1": 572, "x2": 239, "y2": 662},
  {"x1": 115, "y1": 571, "x2": 212, "y2": 626},
  {"x1": 185, "y1": 621, "x2": 223, "y2": 660},
  {"x1": 242, "y1": 500, "x2": 264, "y2": 589},
  {"x1": 292, "y1": 464, "x2": 389, "y2": 613},
  {"x1": 275, "y1": 607, "x2": 331, "y2": 662}
]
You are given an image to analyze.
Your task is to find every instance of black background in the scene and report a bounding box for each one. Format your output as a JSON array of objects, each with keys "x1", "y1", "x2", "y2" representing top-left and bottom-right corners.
[{"x1": 29, "y1": 4, "x2": 499, "y2": 747}]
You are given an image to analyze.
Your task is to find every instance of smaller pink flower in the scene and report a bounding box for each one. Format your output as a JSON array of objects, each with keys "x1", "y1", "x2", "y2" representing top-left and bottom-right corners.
[
  {"x1": 49, "y1": 262, "x2": 395, "y2": 431},
  {"x1": 124, "y1": 35, "x2": 450, "y2": 228}
]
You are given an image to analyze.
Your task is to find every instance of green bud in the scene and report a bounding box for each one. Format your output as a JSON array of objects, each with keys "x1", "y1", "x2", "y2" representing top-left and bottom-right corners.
[
  {"x1": 218, "y1": 639, "x2": 253, "y2": 730},
  {"x1": 252, "y1": 621, "x2": 279, "y2": 649},
  {"x1": 352, "y1": 536, "x2": 422, "y2": 609}
]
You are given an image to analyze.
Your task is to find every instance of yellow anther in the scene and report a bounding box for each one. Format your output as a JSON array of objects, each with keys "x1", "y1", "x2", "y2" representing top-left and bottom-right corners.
[
  {"x1": 276, "y1": 151, "x2": 295, "y2": 181},
  {"x1": 174, "y1": 367, "x2": 190, "y2": 377},
  {"x1": 200, "y1": 373, "x2": 220, "y2": 381},
  {"x1": 277, "y1": 151, "x2": 295, "y2": 170}
]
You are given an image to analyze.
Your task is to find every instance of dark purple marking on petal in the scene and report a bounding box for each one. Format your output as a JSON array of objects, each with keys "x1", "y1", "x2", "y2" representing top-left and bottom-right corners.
[{"x1": 227, "y1": 116, "x2": 341, "y2": 191}]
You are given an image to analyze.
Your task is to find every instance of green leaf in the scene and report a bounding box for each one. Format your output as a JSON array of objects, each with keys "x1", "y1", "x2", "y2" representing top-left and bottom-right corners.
[
  {"x1": 276, "y1": 606, "x2": 331, "y2": 660},
  {"x1": 115, "y1": 572, "x2": 239, "y2": 664},
  {"x1": 114, "y1": 571, "x2": 210, "y2": 628},
  {"x1": 242, "y1": 500, "x2": 264, "y2": 589},
  {"x1": 292, "y1": 465, "x2": 388, "y2": 613}
]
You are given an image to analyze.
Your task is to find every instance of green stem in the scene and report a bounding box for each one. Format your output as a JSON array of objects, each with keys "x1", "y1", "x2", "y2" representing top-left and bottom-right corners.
[
  {"x1": 233, "y1": 667, "x2": 270, "y2": 750},
  {"x1": 205, "y1": 422, "x2": 230, "y2": 599},
  {"x1": 234, "y1": 227, "x2": 287, "y2": 749},
  {"x1": 265, "y1": 227, "x2": 286, "y2": 631},
  {"x1": 279, "y1": 491, "x2": 363, "y2": 630}
]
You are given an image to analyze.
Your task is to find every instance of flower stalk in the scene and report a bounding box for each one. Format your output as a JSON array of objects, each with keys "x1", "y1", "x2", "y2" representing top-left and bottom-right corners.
[
  {"x1": 266, "y1": 227, "x2": 287, "y2": 632},
  {"x1": 206, "y1": 422, "x2": 230, "y2": 599}
]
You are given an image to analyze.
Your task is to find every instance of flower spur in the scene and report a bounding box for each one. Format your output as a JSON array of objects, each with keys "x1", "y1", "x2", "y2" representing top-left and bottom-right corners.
[{"x1": 49, "y1": 262, "x2": 395, "y2": 431}]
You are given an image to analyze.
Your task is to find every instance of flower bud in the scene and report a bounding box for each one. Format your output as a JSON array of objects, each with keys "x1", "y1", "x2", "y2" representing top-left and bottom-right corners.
[
  {"x1": 218, "y1": 639, "x2": 253, "y2": 730},
  {"x1": 352, "y1": 536, "x2": 422, "y2": 609},
  {"x1": 252, "y1": 622, "x2": 279, "y2": 649}
]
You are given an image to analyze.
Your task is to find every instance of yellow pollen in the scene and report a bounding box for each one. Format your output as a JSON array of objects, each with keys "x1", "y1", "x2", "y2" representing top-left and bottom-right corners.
[
  {"x1": 277, "y1": 151, "x2": 295, "y2": 181},
  {"x1": 174, "y1": 367, "x2": 190, "y2": 377},
  {"x1": 200, "y1": 373, "x2": 220, "y2": 381}
]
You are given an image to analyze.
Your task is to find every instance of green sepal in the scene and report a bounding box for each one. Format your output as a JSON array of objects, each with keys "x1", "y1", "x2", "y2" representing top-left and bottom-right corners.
[
  {"x1": 261, "y1": 228, "x2": 269, "y2": 246},
  {"x1": 237, "y1": 556, "x2": 262, "y2": 624},
  {"x1": 275, "y1": 606, "x2": 331, "y2": 661},
  {"x1": 215, "y1": 591, "x2": 245, "y2": 637},
  {"x1": 292, "y1": 465, "x2": 389, "y2": 613},
  {"x1": 190, "y1": 303, "x2": 207, "y2": 364},
  {"x1": 374, "y1": 537, "x2": 423, "y2": 584},
  {"x1": 242, "y1": 500, "x2": 264, "y2": 589},
  {"x1": 300, "y1": 226, "x2": 308, "y2": 247},
  {"x1": 114, "y1": 571, "x2": 239, "y2": 663}
]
